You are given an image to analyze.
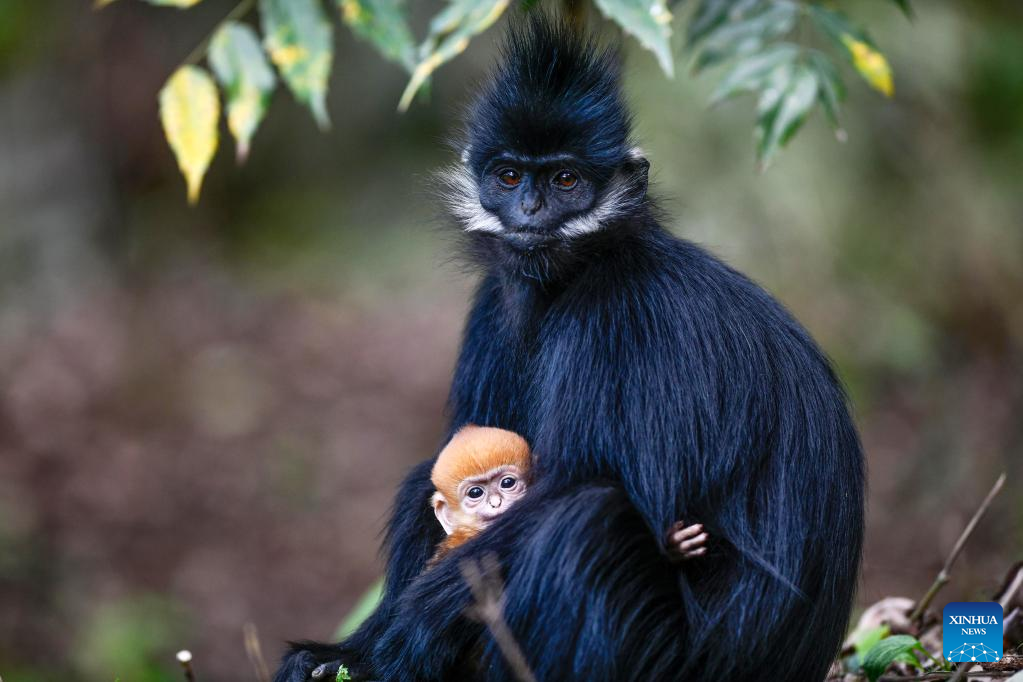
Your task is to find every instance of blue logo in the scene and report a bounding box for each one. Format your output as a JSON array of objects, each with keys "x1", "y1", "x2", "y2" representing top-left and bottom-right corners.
[{"x1": 943, "y1": 602, "x2": 1003, "y2": 663}]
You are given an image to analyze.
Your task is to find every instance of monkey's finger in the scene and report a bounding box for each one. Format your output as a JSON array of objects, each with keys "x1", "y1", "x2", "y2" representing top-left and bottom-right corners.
[
  {"x1": 670, "y1": 524, "x2": 703, "y2": 543},
  {"x1": 683, "y1": 547, "x2": 708, "y2": 560},
  {"x1": 677, "y1": 532, "x2": 709, "y2": 553}
]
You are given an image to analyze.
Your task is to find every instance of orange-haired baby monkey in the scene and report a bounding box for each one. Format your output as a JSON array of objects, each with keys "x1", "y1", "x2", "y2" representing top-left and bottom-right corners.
[
  {"x1": 429, "y1": 425, "x2": 709, "y2": 563},
  {"x1": 430, "y1": 426, "x2": 531, "y2": 561}
]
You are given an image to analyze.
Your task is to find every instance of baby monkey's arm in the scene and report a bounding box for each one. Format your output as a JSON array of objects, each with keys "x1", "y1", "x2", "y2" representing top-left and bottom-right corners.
[{"x1": 667, "y1": 521, "x2": 708, "y2": 561}]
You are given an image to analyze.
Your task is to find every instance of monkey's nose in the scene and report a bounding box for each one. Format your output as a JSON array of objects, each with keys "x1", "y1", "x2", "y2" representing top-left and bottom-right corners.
[
  {"x1": 520, "y1": 193, "x2": 542, "y2": 216},
  {"x1": 488, "y1": 495, "x2": 502, "y2": 508}
]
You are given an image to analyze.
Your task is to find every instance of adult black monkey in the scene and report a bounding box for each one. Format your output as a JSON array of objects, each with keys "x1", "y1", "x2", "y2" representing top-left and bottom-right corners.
[{"x1": 276, "y1": 16, "x2": 864, "y2": 682}]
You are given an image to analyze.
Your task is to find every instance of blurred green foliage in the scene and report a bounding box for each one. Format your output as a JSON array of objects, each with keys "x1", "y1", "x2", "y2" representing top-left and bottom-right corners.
[
  {"x1": 74, "y1": 595, "x2": 191, "y2": 682},
  {"x1": 112, "y1": 0, "x2": 909, "y2": 200}
]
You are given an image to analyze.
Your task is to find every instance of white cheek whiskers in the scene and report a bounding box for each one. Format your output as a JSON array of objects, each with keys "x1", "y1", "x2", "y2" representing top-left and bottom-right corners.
[
  {"x1": 556, "y1": 174, "x2": 634, "y2": 239},
  {"x1": 440, "y1": 158, "x2": 644, "y2": 240},
  {"x1": 439, "y1": 163, "x2": 505, "y2": 235}
]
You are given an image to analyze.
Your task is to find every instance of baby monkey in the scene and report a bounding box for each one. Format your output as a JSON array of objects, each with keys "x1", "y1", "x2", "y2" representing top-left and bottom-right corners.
[{"x1": 430, "y1": 425, "x2": 709, "y2": 563}]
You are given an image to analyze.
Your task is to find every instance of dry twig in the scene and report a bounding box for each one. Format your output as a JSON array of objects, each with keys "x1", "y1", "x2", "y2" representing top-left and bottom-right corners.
[
  {"x1": 243, "y1": 622, "x2": 272, "y2": 682},
  {"x1": 460, "y1": 554, "x2": 538, "y2": 682},
  {"x1": 909, "y1": 473, "x2": 1006, "y2": 628},
  {"x1": 176, "y1": 649, "x2": 197, "y2": 682}
]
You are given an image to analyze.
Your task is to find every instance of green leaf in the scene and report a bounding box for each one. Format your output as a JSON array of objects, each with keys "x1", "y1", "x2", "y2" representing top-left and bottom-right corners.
[
  {"x1": 333, "y1": 578, "x2": 384, "y2": 639},
  {"x1": 336, "y1": 665, "x2": 352, "y2": 682},
  {"x1": 755, "y1": 60, "x2": 817, "y2": 167},
  {"x1": 592, "y1": 0, "x2": 675, "y2": 77},
  {"x1": 709, "y1": 42, "x2": 799, "y2": 104},
  {"x1": 862, "y1": 635, "x2": 925, "y2": 682},
  {"x1": 686, "y1": 0, "x2": 758, "y2": 46},
  {"x1": 805, "y1": 50, "x2": 846, "y2": 129},
  {"x1": 852, "y1": 624, "x2": 890, "y2": 658},
  {"x1": 338, "y1": 0, "x2": 416, "y2": 71},
  {"x1": 260, "y1": 0, "x2": 334, "y2": 129},
  {"x1": 209, "y1": 21, "x2": 276, "y2": 162},
  {"x1": 159, "y1": 65, "x2": 219, "y2": 204},
  {"x1": 692, "y1": 0, "x2": 798, "y2": 73},
  {"x1": 398, "y1": 0, "x2": 510, "y2": 112},
  {"x1": 807, "y1": 3, "x2": 868, "y2": 45},
  {"x1": 891, "y1": 0, "x2": 912, "y2": 19},
  {"x1": 843, "y1": 624, "x2": 890, "y2": 673}
]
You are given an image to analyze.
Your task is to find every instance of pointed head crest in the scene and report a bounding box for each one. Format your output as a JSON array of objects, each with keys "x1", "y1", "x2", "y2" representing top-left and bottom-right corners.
[{"x1": 464, "y1": 15, "x2": 632, "y2": 182}]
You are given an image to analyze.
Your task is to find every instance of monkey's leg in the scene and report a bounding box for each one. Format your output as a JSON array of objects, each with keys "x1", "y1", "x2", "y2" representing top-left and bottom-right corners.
[
  {"x1": 485, "y1": 484, "x2": 687, "y2": 682},
  {"x1": 274, "y1": 459, "x2": 444, "y2": 682},
  {"x1": 370, "y1": 483, "x2": 688, "y2": 682}
]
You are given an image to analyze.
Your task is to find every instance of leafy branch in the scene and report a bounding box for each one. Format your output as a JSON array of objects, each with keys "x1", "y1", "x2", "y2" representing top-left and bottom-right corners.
[{"x1": 98, "y1": 0, "x2": 911, "y2": 202}]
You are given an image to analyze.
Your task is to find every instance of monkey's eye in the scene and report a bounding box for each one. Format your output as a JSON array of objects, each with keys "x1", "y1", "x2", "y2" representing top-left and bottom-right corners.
[
  {"x1": 467, "y1": 486, "x2": 485, "y2": 499},
  {"x1": 553, "y1": 170, "x2": 578, "y2": 190},
  {"x1": 497, "y1": 168, "x2": 521, "y2": 188},
  {"x1": 499, "y1": 476, "x2": 517, "y2": 489}
]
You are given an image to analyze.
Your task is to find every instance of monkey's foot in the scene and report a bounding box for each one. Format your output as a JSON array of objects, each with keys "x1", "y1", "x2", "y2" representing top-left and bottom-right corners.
[{"x1": 667, "y1": 521, "x2": 708, "y2": 561}]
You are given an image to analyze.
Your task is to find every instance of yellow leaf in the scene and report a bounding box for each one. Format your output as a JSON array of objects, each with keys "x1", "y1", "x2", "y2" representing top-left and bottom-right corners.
[
  {"x1": 841, "y1": 35, "x2": 894, "y2": 97},
  {"x1": 147, "y1": 0, "x2": 206, "y2": 6},
  {"x1": 340, "y1": 0, "x2": 365, "y2": 24},
  {"x1": 159, "y1": 66, "x2": 220, "y2": 204}
]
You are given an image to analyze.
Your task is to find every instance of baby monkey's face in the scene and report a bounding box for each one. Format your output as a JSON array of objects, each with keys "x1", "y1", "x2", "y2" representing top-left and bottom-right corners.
[{"x1": 458, "y1": 465, "x2": 527, "y2": 525}]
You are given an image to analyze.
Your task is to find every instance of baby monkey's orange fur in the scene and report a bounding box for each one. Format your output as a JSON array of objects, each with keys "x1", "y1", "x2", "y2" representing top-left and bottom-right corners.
[{"x1": 429, "y1": 426, "x2": 531, "y2": 562}]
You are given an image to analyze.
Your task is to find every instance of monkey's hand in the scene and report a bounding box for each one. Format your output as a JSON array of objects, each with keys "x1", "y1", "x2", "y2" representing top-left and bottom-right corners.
[
  {"x1": 272, "y1": 643, "x2": 371, "y2": 682},
  {"x1": 667, "y1": 521, "x2": 708, "y2": 561}
]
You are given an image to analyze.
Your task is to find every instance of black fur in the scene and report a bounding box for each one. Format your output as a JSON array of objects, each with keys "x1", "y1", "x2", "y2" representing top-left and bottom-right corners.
[{"x1": 275, "y1": 15, "x2": 864, "y2": 682}]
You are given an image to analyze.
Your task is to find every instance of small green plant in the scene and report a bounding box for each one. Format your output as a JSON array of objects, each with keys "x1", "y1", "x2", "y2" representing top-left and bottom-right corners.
[
  {"x1": 853, "y1": 632, "x2": 950, "y2": 682},
  {"x1": 336, "y1": 664, "x2": 352, "y2": 681}
]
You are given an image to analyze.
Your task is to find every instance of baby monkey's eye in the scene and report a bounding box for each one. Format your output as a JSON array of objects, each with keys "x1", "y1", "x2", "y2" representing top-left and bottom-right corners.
[
  {"x1": 553, "y1": 170, "x2": 577, "y2": 189},
  {"x1": 500, "y1": 476, "x2": 517, "y2": 489},
  {"x1": 498, "y1": 168, "x2": 521, "y2": 187},
  {"x1": 467, "y1": 486, "x2": 485, "y2": 499}
]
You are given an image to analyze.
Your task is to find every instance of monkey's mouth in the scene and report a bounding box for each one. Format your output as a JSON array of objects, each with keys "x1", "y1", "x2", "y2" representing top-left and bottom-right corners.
[{"x1": 502, "y1": 230, "x2": 556, "y2": 251}]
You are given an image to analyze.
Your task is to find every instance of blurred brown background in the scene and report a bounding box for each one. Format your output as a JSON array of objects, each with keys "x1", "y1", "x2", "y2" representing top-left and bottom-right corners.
[{"x1": 0, "y1": 1, "x2": 1021, "y2": 680}]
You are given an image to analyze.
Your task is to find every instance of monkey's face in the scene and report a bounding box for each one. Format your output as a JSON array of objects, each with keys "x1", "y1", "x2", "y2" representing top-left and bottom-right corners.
[
  {"x1": 458, "y1": 464, "x2": 527, "y2": 522},
  {"x1": 477, "y1": 156, "x2": 600, "y2": 248},
  {"x1": 432, "y1": 464, "x2": 527, "y2": 535}
]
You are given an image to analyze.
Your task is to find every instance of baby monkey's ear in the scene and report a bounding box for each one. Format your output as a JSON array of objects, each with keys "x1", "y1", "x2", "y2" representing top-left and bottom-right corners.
[{"x1": 431, "y1": 491, "x2": 457, "y2": 535}]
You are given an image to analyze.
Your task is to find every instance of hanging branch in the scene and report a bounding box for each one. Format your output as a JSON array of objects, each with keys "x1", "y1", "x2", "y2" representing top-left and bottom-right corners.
[{"x1": 179, "y1": 0, "x2": 256, "y2": 68}]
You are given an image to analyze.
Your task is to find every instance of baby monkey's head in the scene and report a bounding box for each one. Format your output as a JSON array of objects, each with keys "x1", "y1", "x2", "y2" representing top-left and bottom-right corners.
[{"x1": 430, "y1": 426, "x2": 531, "y2": 535}]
